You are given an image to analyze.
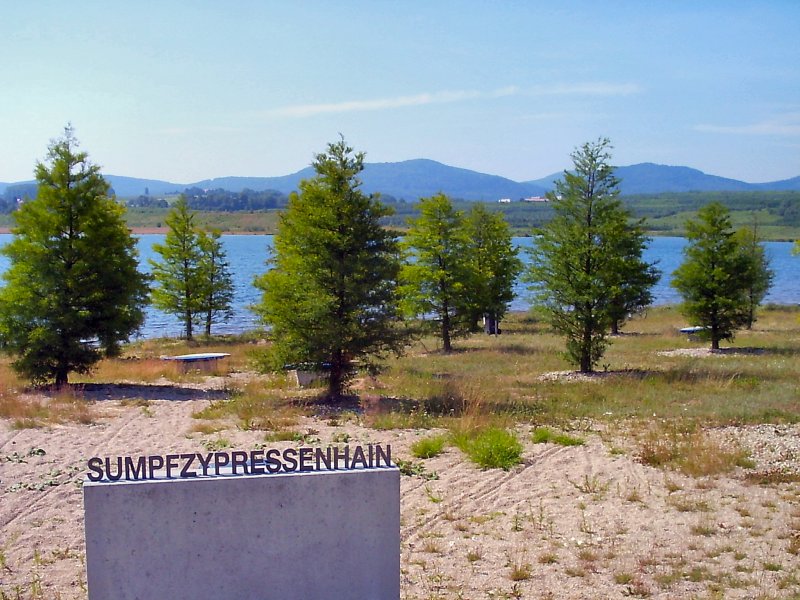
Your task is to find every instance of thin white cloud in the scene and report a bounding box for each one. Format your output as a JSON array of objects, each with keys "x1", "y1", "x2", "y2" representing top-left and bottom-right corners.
[
  {"x1": 527, "y1": 82, "x2": 643, "y2": 96},
  {"x1": 695, "y1": 113, "x2": 800, "y2": 136},
  {"x1": 155, "y1": 125, "x2": 242, "y2": 136},
  {"x1": 260, "y1": 82, "x2": 638, "y2": 119},
  {"x1": 262, "y1": 86, "x2": 518, "y2": 118}
]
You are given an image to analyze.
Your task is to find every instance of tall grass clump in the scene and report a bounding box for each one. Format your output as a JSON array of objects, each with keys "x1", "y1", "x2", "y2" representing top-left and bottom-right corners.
[
  {"x1": 411, "y1": 434, "x2": 447, "y2": 459},
  {"x1": 452, "y1": 427, "x2": 522, "y2": 470}
]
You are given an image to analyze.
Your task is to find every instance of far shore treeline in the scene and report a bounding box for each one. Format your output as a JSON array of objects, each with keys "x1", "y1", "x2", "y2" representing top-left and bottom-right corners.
[{"x1": 2, "y1": 179, "x2": 799, "y2": 243}]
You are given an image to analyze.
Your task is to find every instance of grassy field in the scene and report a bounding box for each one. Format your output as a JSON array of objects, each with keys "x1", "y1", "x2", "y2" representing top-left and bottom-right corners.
[
  {"x1": 645, "y1": 208, "x2": 800, "y2": 241},
  {"x1": 373, "y1": 306, "x2": 800, "y2": 429},
  {"x1": 3, "y1": 306, "x2": 797, "y2": 433}
]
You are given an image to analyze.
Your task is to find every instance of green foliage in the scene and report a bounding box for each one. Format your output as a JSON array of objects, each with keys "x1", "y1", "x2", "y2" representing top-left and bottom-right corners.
[
  {"x1": 254, "y1": 137, "x2": 409, "y2": 399},
  {"x1": 453, "y1": 427, "x2": 522, "y2": 470},
  {"x1": 525, "y1": 138, "x2": 658, "y2": 372},
  {"x1": 605, "y1": 217, "x2": 661, "y2": 334},
  {"x1": 672, "y1": 202, "x2": 766, "y2": 349},
  {"x1": 395, "y1": 458, "x2": 439, "y2": 480},
  {"x1": 400, "y1": 193, "x2": 475, "y2": 352},
  {"x1": 463, "y1": 204, "x2": 522, "y2": 332},
  {"x1": 411, "y1": 434, "x2": 448, "y2": 459},
  {"x1": 735, "y1": 221, "x2": 774, "y2": 329},
  {"x1": 197, "y1": 229, "x2": 234, "y2": 337},
  {"x1": 150, "y1": 196, "x2": 205, "y2": 339},
  {"x1": 0, "y1": 127, "x2": 149, "y2": 385},
  {"x1": 531, "y1": 427, "x2": 585, "y2": 446}
]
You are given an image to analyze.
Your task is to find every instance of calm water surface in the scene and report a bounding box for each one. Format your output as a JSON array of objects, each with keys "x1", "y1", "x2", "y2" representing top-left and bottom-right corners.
[{"x1": 0, "y1": 234, "x2": 797, "y2": 339}]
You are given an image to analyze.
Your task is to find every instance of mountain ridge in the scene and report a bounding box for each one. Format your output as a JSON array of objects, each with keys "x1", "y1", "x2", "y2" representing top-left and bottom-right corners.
[{"x1": 2, "y1": 160, "x2": 798, "y2": 200}]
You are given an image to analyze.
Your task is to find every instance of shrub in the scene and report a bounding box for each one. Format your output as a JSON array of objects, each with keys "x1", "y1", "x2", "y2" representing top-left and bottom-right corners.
[
  {"x1": 453, "y1": 427, "x2": 522, "y2": 470},
  {"x1": 411, "y1": 434, "x2": 447, "y2": 459}
]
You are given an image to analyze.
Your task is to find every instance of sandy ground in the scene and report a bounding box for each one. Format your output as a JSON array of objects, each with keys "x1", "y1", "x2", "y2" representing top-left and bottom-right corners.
[{"x1": 1, "y1": 378, "x2": 799, "y2": 599}]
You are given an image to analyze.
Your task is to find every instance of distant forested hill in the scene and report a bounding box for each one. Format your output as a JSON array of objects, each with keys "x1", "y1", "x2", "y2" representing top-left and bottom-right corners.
[
  {"x1": 111, "y1": 160, "x2": 545, "y2": 201},
  {"x1": 527, "y1": 163, "x2": 799, "y2": 195},
  {"x1": 2, "y1": 159, "x2": 798, "y2": 210},
  {"x1": 107, "y1": 161, "x2": 800, "y2": 199},
  {"x1": 357, "y1": 159, "x2": 546, "y2": 200}
]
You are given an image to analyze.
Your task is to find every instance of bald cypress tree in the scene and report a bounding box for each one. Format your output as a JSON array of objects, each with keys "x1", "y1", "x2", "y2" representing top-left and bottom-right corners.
[
  {"x1": 736, "y1": 221, "x2": 773, "y2": 330},
  {"x1": 463, "y1": 204, "x2": 522, "y2": 334},
  {"x1": 400, "y1": 193, "x2": 474, "y2": 352},
  {"x1": 672, "y1": 203, "x2": 765, "y2": 349},
  {"x1": 526, "y1": 138, "x2": 658, "y2": 372},
  {"x1": 198, "y1": 229, "x2": 234, "y2": 337},
  {"x1": 0, "y1": 127, "x2": 149, "y2": 385},
  {"x1": 150, "y1": 196, "x2": 204, "y2": 340},
  {"x1": 254, "y1": 138, "x2": 408, "y2": 400}
]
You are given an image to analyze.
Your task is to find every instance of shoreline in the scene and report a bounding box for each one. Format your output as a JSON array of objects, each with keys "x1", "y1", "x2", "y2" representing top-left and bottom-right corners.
[{"x1": 2, "y1": 226, "x2": 797, "y2": 241}]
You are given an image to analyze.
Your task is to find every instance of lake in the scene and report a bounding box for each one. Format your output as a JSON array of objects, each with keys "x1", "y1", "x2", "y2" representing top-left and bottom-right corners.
[{"x1": 0, "y1": 234, "x2": 797, "y2": 339}]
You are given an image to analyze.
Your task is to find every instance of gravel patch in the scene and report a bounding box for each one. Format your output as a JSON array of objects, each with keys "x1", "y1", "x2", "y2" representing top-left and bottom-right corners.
[
  {"x1": 718, "y1": 423, "x2": 800, "y2": 474},
  {"x1": 658, "y1": 347, "x2": 767, "y2": 358}
]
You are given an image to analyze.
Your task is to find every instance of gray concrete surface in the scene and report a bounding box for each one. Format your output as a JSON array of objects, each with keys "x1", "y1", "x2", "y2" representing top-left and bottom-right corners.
[{"x1": 84, "y1": 467, "x2": 400, "y2": 600}]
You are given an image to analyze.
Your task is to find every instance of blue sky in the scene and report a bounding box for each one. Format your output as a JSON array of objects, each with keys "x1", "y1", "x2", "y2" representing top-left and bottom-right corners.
[{"x1": 2, "y1": 1, "x2": 798, "y2": 184}]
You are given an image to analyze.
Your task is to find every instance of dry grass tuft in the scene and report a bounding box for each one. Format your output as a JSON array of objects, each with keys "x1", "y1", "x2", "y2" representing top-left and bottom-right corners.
[
  {"x1": 639, "y1": 422, "x2": 752, "y2": 477},
  {"x1": 1, "y1": 386, "x2": 96, "y2": 428},
  {"x1": 87, "y1": 357, "x2": 179, "y2": 383},
  {"x1": 1, "y1": 360, "x2": 96, "y2": 426},
  {"x1": 743, "y1": 468, "x2": 800, "y2": 485}
]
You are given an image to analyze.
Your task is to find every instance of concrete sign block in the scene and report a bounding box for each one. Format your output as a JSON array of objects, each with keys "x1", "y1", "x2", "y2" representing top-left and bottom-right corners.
[{"x1": 84, "y1": 466, "x2": 399, "y2": 600}]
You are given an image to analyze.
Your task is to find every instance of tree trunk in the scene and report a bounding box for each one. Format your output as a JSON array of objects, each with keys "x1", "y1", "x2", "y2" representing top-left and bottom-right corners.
[
  {"x1": 328, "y1": 351, "x2": 346, "y2": 400},
  {"x1": 469, "y1": 313, "x2": 481, "y2": 333},
  {"x1": 611, "y1": 320, "x2": 620, "y2": 336},
  {"x1": 205, "y1": 311, "x2": 212, "y2": 338},
  {"x1": 710, "y1": 316, "x2": 719, "y2": 350},
  {"x1": 54, "y1": 367, "x2": 69, "y2": 387},
  {"x1": 746, "y1": 301, "x2": 755, "y2": 330},
  {"x1": 185, "y1": 310, "x2": 193, "y2": 341},
  {"x1": 441, "y1": 301, "x2": 452, "y2": 353},
  {"x1": 580, "y1": 323, "x2": 593, "y2": 373}
]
